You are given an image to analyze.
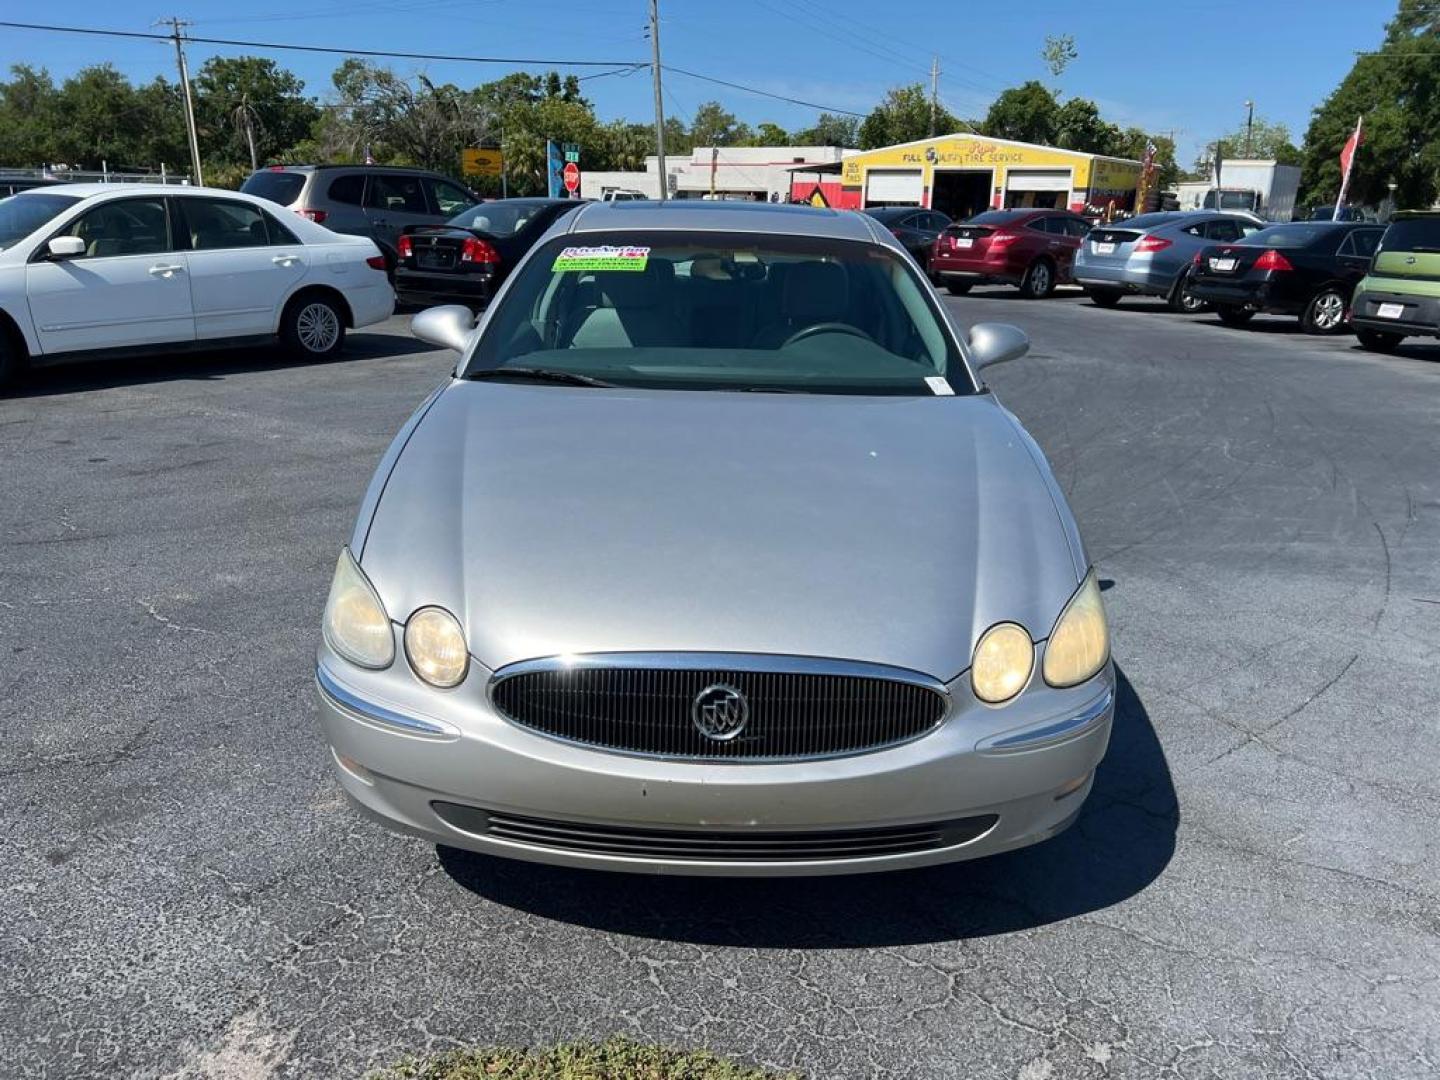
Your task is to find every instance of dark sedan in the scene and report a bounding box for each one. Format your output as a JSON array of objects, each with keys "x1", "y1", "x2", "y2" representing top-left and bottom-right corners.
[
  {"x1": 862, "y1": 206, "x2": 952, "y2": 270},
  {"x1": 394, "y1": 198, "x2": 581, "y2": 309},
  {"x1": 1187, "y1": 221, "x2": 1385, "y2": 333}
]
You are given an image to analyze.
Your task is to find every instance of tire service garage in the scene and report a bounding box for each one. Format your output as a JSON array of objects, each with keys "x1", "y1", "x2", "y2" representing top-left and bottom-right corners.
[{"x1": 791, "y1": 135, "x2": 1142, "y2": 219}]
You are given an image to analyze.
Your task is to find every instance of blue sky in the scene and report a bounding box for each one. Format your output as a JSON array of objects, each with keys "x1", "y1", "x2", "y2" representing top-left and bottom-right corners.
[{"x1": 5, "y1": 0, "x2": 1397, "y2": 165}]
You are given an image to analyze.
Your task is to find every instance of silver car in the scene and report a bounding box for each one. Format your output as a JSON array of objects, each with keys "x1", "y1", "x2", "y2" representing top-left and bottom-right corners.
[
  {"x1": 1074, "y1": 210, "x2": 1266, "y2": 311},
  {"x1": 315, "y1": 201, "x2": 1114, "y2": 876}
]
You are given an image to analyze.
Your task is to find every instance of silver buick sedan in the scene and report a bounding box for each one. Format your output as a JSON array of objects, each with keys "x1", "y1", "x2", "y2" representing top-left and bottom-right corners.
[{"x1": 316, "y1": 200, "x2": 1114, "y2": 876}]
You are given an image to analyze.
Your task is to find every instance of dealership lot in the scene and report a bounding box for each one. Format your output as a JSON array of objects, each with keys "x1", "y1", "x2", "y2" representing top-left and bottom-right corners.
[{"x1": 3, "y1": 294, "x2": 1437, "y2": 1078}]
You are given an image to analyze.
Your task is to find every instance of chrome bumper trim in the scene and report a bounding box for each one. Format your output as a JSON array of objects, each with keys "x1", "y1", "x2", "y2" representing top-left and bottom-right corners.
[
  {"x1": 978, "y1": 687, "x2": 1114, "y2": 753},
  {"x1": 315, "y1": 665, "x2": 457, "y2": 738}
]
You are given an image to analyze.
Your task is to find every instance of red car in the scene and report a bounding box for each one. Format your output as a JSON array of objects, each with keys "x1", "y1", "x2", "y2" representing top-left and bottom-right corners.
[{"x1": 930, "y1": 208, "x2": 1092, "y2": 298}]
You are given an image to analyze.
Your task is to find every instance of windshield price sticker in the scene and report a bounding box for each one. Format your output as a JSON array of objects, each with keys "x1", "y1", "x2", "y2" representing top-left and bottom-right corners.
[
  {"x1": 552, "y1": 245, "x2": 650, "y2": 272},
  {"x1": 924, "y1": 376, "x2": 955, "y2": 396}
]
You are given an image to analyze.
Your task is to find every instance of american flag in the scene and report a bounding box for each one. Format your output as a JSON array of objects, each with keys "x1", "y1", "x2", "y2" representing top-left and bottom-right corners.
[{"x1": 1141, "y1": 139, "x2": 1158, "y2": 177}]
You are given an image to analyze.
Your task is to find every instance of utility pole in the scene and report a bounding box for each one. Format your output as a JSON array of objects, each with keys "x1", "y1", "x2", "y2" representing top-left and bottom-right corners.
[
  {"x1": 1243, "y1": 100, "x2": 1254, "y2": 158},
  {"x1": 161, "y1": 17, "x2": 204, "y2": 186},
  {"x1": 929, "y1": 55, "x2": 940, "y2": 137},
  {"x1": 648, "y1": 0, "x2": 667, "y2": 201}
]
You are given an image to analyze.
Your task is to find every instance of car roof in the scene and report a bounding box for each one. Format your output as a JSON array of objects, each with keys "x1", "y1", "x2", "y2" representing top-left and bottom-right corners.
[
  {"x1": 564, "y1": 199, "x2": 878, "y2": 241},
  {"x1": 11, "y1": 183, "x2": 271, "y2": 200}
]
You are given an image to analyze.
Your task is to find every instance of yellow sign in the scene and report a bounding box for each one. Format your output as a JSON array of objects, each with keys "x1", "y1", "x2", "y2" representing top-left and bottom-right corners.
[{"x1": 462, "y1": 148, "x2": 504, "y2": 177}]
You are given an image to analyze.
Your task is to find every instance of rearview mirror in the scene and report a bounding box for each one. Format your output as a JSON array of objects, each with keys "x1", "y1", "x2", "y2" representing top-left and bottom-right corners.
[
  {"x1": 967, "y1": 322, "x2": 1029, "y2": 372},
  {"x1": 411, "y1": 305, "x2": 477, "y2": 353},
  {"x1": 47, "y1": 236, "x2": 85, "y2": 259}
]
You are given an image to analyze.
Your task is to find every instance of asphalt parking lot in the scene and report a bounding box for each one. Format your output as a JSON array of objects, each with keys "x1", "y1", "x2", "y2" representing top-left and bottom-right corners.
[{"x1": 4, "y1": 291, "x2": 1438, "y2": 1079}]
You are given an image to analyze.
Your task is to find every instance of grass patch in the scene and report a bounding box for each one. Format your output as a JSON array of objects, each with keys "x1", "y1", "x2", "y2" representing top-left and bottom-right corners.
[{"x1": 373, "y1": 1037, "x2": 801, "y2": 1080}]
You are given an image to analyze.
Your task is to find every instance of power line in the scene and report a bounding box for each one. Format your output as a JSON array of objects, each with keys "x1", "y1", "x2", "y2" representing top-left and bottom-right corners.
[
  {"x1": 663, "y1": 66, "x2": 868, "y2": 118},
  {"x1": 0, "y1": 19, "x2": 637, "y2": 67}
]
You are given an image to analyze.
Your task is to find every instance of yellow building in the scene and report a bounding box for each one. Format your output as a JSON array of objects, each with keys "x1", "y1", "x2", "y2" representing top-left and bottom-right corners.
[{"x1": 820, "y1": 134, "x2": 1142, "y2": 219}]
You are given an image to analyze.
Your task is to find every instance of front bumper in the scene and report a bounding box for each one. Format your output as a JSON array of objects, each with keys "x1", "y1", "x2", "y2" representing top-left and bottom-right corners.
[
  {"x1": 314, "y1": 653, "x2": 1115, "y2": 876},
  {"x1": 1351, "y1": 287, "x2": 1440, "y2": 337}
]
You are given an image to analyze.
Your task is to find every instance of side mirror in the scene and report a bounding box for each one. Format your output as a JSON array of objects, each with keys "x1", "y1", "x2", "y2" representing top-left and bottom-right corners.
[
  {"x1": 967, "y1": 322, "x2": 1029, "y2": 372},
  {"x1": 411, "y1": 304, "x2": 477, "y2": 353},
  {"x1": 47, "y1": 236, "x2": 86, "y2": 259}
]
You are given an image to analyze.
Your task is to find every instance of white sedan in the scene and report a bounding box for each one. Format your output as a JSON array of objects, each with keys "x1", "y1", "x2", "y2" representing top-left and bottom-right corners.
[{"x1": 0, "y1": 183, "x2": 395, "y2": 388}]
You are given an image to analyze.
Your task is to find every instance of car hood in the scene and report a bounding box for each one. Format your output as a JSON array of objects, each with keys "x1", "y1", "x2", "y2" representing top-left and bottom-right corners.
[{"x1": 359, "y1": 381, "x2": 1085, "y2": 681}]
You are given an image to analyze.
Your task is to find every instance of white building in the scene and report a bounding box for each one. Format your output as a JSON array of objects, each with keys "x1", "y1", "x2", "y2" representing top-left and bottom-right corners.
[{"x1": 581, "y1": 146, "x2": 850, "y2": 202}]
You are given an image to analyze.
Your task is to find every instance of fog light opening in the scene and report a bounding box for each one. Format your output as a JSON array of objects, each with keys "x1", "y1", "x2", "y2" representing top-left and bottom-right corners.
[
  {"x1": 1054, "y1": 772, "x2": 1092, "y2": 801},
  {"x1": 332, "y1": 747, "x2": 375, "y2": 786}
]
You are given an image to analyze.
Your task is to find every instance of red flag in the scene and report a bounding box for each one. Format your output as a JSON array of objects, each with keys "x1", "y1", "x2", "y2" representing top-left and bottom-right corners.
[
  {"x1": 1339, "y1": 117, "x2": 1363, "y2": 177},
  {"x1": 1334, "y1": 116, "x2": 1363, "y2": 216}
]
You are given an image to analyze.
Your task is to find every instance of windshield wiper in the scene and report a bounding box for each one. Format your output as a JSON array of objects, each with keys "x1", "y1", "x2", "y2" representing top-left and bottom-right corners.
[{"x1": 467, "y1": 367, "x2": 616, "y2": 388}]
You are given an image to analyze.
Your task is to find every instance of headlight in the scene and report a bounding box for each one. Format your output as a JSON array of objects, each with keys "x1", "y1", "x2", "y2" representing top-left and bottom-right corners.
[
  {"x1": 1043, "y1": 570, "x2": 1110, "y2": 687},
  {"x1": 971, "y1": 622, "x2": 1034, "y2": 704},
  {"x1": 322, "y1": 548, "x2": 394, "y2": 669},
  {"x1": 404, "y1": 606, "x2": 469, "y2": 688}
]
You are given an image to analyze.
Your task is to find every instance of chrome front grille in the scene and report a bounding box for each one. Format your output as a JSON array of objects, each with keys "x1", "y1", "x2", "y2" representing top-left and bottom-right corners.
[
  {"x1": 432, "y1": 802, "x2": 997, "y2": 862},
  {"x1": 488, "y1": 654, "x2": 948, "y2": 761}
]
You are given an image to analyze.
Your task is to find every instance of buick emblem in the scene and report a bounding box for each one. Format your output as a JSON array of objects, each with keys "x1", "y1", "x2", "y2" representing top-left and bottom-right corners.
[{"x1": 691, "y1": 683, "x2": 749, "y2": 741}]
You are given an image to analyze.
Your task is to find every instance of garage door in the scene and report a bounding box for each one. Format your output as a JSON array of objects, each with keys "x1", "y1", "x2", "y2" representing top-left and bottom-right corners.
[
  {"x1": 1005, "y1": 169, "x2": 1072, "y2": 192},
  {"x1": 865, "y1": 169, "x2": 924, "y2": 205}
]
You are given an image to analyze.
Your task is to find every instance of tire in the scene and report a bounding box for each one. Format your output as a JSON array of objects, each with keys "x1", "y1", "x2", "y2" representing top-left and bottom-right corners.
[
  {"x1": 1300, "y1": 287, "x2": 1348, "y2": 335},
  {"x1": 1356, "y1": 328, "x2": 1404, "y2": 353},
  {"x1": 1087, "y1": 288, "x2": 1123, "y2": 308},
  {"x1": 945, "y1": 281, "x2": 972, "y2": 296},
  {"x1": 0, "y1": 331, "x2": 19, "y2": 392},
  {"x1": 280, "y1": 293, "x2": 346, "y2": 359},
  {"x1": 1020, "y1": 259, "x2": 1055, "y2": 299},
  {"x1": 1216, "y1": 305, "x2": 1255, "y2": 326},
  {"x1": 1167, "y1": 272, "x2": 1207, "y2": 313}
]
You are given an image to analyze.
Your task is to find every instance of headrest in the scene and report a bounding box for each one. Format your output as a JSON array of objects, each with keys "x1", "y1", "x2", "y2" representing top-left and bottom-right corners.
[
  {"x1": 594, "y1": 259, "x2": 673, "y2": 308},
  {"x1": 782, "y1": 261, "x2": 848, "y2": 323}
]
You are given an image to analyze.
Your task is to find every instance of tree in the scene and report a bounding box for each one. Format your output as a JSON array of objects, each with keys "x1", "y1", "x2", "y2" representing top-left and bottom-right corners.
[
  {"x1": 751, "y1": 122, "x2": 790, "y2": 146},
  {"x1": 0, "y1": 65, "x2": 62, "y2": 166},
  {"x1": 1300, "y1": 0, "x2": 1440, "y2": 208},
  {"x1": 1209, "y1": 115, "x2": 1302, "y2": 165},
  {"x1": 194, "y1": 57, "x2": 318, "y2": 171},
  {"x1": 859, "y1": 85, "x2": 959, "y2": 149},
  {"x1": 1114, "y1": 127, "x2": 1181, "y2": 190},
  {"x1": 1042, "y1": 34, "x2": 1078, "y2": 79},
  {"x1": 793, "y1": 112, "x2": 859, "y2": 147},
  {"x1": 688, "y1": 101, "x2": 751, "y2": 147},
  {"x1": 1054, "y1": 97, "x2": 1120, "y2": 155},
  {"x1": 982, "y1": 81, "x2": 1059, "y2": 145},
  {"x1": 323, "y1": 59, "x2": 489, "y2": 174}
]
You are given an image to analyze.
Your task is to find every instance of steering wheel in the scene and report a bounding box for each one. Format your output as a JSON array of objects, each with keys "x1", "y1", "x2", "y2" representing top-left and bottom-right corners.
[{"x1": 781, "y1": 322, "x2": 876, "y2": 349}]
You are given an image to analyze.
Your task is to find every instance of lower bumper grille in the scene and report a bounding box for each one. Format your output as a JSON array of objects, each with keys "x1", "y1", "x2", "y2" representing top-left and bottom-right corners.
[
  {"x1": 432, "y1": 802, "x2": 998, "y2": 862},
  {"x1": 489, "y1": 656, "x2": 949, "y2": 761}
]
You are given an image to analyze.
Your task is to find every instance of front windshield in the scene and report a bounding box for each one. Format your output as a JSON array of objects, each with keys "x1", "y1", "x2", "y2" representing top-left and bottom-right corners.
[
  {"x1": 450, "y1": 201, "x2": 555, "y2": 236},
  {"x1": 0, "y1": 192, "x2": 81, "y2": 249},
  {"x1": 467, "y1": 230, "x2": 969, "y2": 395}
]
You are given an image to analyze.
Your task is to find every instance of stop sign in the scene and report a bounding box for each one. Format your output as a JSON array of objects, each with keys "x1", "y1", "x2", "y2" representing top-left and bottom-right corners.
[{"x1": 562, "y1": 161, "x2": 580, "y2": 193}]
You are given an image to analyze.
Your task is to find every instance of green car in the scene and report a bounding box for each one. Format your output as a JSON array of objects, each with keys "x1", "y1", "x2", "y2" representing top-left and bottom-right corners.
[{"x1": 1350, "y1": 210, "x2": 1440, "y2": 352}]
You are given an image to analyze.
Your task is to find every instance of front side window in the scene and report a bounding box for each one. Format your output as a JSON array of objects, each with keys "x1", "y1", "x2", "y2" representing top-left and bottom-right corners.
[
  {"x1": 468, "y1": 231, "x2": 970, "y2": 396},
  {"x1": 180, "y1": 198, "x2": 268, "y2": 250},
  {"x1": 429, "y1": 179, "x2": 478, "y2": 218},
  {"x1": 365, "y1": 174, "x2": 427, "y2": 213},
  {"x1": 57, "y1": 198, "x2": 170, "y2": 258},
  {"x1": 0, "y1": 192, "x2": 80, "y2": 250}
]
